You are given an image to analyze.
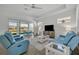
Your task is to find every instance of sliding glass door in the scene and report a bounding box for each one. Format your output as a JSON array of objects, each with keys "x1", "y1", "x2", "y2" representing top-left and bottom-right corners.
[
  {"x1": 8, "y1": 20, "x2": 34, "y2": 35},
  {"x1": 8, "y1": 20, "x2": 18, "y2": 35},
  {"x1": 29, "y1": 23, "x2": 34, "y2": 32},
  {"x1": 20, "y1": 22, "x2": 29, "y2": 34}
]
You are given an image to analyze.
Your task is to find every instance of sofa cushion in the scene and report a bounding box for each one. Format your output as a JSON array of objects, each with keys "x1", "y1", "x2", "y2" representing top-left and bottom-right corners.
[
  {"x1": 4, "y1": 32, "x2": 15, "y2": 44},
  {"x1": 0, "y1": 35, "x2": 11, "y2": 49}
]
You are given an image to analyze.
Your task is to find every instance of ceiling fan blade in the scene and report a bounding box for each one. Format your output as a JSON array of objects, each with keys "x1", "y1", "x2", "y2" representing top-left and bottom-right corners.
[
  {"x1": 24, "y1": 4, "x2": 42, "y2": 9},
  {"x1": 32, "y1": 4, "x2": 42, "y2": 9}
]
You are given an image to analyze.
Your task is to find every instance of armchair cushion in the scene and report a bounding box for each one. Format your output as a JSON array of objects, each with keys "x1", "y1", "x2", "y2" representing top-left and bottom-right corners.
[
  {"x1": 4, "y1": 32, "x2": 16, "y2": 44},
  {"x1": 63, "y1": 31, "x2": 76, "y2": 45},
  {"x1": 55, "y1": 35, "x2": 65, "y2": 44},
  {"x1": 68, "y1": 36, "x2": 79, "y2": 51},
  {"x1": 0, "y1": 35, "x2": 11, "y2": 49}
]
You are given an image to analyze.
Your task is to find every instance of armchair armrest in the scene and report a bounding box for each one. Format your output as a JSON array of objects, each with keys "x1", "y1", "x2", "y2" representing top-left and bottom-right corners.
[
  {"x1": 8, "y1": 40, "x2": 29, "y2": 49},
  {"x1": 7, "y1": 40, "x2": 29, "y2": 55},
  {"x1": 14, "y1": 35, "x2": 24, "y2": 41}
]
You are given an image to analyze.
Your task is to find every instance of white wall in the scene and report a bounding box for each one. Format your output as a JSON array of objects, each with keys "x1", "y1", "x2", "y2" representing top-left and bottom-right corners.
[
  {"x1": 76, "y1": 5, "x2": 79, "y2": 33},
  {"x1": 0, "y1": 15, "x2": 8, "y2": 34},
  {"x1": 0, "y1": 10, "x2": 35, "y2": 34},
  {"x1": 38, "y1": 8, "x2": 76, "y2": 36}
]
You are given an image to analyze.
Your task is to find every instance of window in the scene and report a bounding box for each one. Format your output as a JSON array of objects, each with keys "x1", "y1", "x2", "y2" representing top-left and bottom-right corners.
[
  {"x1": 20, "y1": 22, "x2": 29, "y2": 34},
  {"x1": 29, "y1": 23, "x2": 34, "y2": 32},
  {"x1": 8, "y1": 20, "x2": 18, "y2": 35},
  {"x1": 8, "y1": 20, "x2": 34, "y2": 35}
]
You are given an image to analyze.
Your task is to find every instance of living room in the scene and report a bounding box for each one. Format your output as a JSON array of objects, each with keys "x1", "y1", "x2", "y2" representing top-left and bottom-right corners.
[{"x1": 0, "y1": 4, "x2": 79, "y2": 55}]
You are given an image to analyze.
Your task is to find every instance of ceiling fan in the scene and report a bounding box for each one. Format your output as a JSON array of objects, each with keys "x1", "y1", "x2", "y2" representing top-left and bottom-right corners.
[{"x1": 24, "y1": 4, "x2": 42, "y2": 10}]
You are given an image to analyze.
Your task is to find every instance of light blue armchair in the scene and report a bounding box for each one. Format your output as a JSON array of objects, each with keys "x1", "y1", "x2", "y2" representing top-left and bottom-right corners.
[
  {"x1": 52, "y1": 31, "x2": 79, "y2": 54},
  {"x1": 0, "y1": 32, "x2": 30, "y2": 55}
]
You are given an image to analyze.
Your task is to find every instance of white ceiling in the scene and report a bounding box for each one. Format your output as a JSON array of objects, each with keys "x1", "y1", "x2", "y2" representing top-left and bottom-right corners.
[
  {"x1": 0, "y1": 4, "x2": 66, "y2": 18},
  {"x1": 0, "y1": 4, "x2": 77, "y2": 24},
  {"x1": 24, "y1": 4, "x2": 65, "y2": 17}
]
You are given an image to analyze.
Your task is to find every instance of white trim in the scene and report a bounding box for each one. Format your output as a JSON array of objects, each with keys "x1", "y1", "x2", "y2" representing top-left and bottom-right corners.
[{"x1": 76, "y1": 5, "x2": 78, "y2": 33}]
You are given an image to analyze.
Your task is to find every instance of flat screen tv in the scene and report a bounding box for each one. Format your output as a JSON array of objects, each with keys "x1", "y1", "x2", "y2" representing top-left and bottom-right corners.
[{"x1": 45, "y1": 25, "x2": 54, "y2": 31}]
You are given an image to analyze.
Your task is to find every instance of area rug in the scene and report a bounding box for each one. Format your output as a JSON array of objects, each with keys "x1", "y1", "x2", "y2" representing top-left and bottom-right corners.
[
  {"x1": 0, "y1": 44, "x2": 45, "y2": 55},
  {"x1": 25, "y1": 45, "x2": 45, "y2": 55}
]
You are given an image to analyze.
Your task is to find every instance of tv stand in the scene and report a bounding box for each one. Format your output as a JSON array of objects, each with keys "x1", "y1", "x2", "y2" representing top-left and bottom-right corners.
[{"x1": 44, "y1": 31, "x2": 55, "y2": 38}]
